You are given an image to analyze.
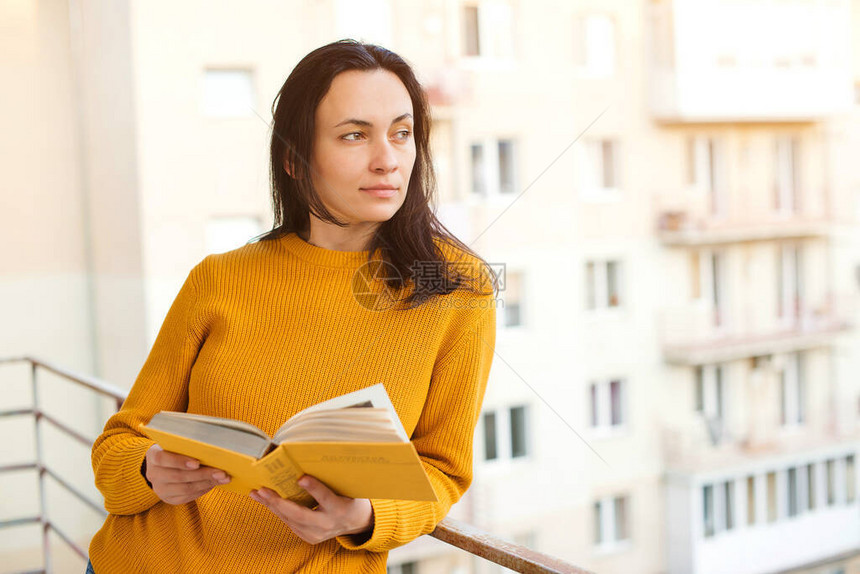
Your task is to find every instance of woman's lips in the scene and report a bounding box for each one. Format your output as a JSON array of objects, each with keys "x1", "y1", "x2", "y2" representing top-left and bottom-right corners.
[{"x1": 360, "y1": 187, "x2": 398, "y2": 198}]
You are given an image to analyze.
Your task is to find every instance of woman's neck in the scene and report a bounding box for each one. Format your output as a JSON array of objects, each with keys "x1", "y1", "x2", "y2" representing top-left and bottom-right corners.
[{"x1": 301, "y1": 219, "x2": 378, "y2": 252}]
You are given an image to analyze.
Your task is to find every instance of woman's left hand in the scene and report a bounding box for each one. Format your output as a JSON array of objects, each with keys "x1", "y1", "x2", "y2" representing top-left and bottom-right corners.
[{"x1": 250, "y1": 475, "x2": 374, "y2": 545}]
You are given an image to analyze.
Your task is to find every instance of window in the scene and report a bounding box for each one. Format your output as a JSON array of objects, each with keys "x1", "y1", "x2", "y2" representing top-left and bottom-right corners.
[
  {"x1": 581, "y1": 139, "x2": 620, "y2": 193},
  {"x1": 572, "y1": 14, "x2": 616, "y2": 76},
  {"x1": 470, "y1": 144, "x2": 486, "y2": 195},
  {"x1": 590, "y1": 379, "x2": 626, "y2": 431},
  {"x1": 387, "y1": 562, "x2": 417, "y2": 574},
  {"x1": 780, "y1": 352, "x2": 805, "y2": 426},
  {"x1": 703, "y1": 484, "x2": 715, "y2": 537},
  {"x1": 461, "y1": 1, "x2": 513, "y2": 59},
  {"x1": 483, "y1": 412, "x2": 497, "y2": 460},
  {"x1": 703, "y1": 480, "x2": 734, "y2": 538},
  {"x1": 709, "y1": 251, "x2": 725, "y2": 327},
  {"x1": 766, "y1": 471, "x2": 777, "y2": 522},
  {"x1": 482, "y1": 406, "x2": 529, "y2": 461},
  {"x1": 847, "y1": 455, "x2": 856, "y2": 504},
  {"x1": 826, "y1": 459, "x2": 836, "y2": 505},
  {"x1": 690, "y1": 251, "x2": 701, "y2": 299},
  {"x1": 585, "y1": 259, "x2": 623, "y2": 310},
  {"x1": 509, "y1": 406, "x2": 527, "y2": 457},
  {"x1": 686, "y1": 137, "x2": 725, "y2": 216},
  {"x1": 724, "y1": 481, "x2": 735, "y2": 530},
  {"x1": 695, "y1": 250, "x2": 728, "y2": 327},
  {"x1": 463, "y1": 5, "x2": 480, "y2": 56},
  {"x1": 774, "y1": 136, "x2": 801, "y2": 214},
  {"x1": 502, "y1": 270, "x2": 523, "y2": 328},
  {"x1": 498, "y1": 140, "x2": 516, "y2": 194},
  {"x1": 593, "y1": 501, "x2": 602, "y2": 545},
  {"x1": 777, "y1": 244, "x2": 804, "y2": 323},
  {"x1": 202, "y1": 69, "x2": 255, "y2": 117},
  {"x1": 694, "y1": 365, "x2": 725, "y2": 443},
  {"x1": 470, "y1": 139, "x2": 518, "y2": 197},
  {"x1": 787, "y1": 467, "x2": 798, "y2": 517},
  {"x1": 746, "y1": 475, "x2": 756, "y2": 525},
  {"x1": 807, "y1": 463, "x2": 816, "y2": 511},
  {"x1": 595, "y1": 495, "x2": 630, "y2": 546},
  {"x1": 205, "y1": 216, "x2": 263, "y2": 254}
]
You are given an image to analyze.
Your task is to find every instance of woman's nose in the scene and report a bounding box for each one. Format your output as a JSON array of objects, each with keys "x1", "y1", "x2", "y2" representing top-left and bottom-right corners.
[{"x1": 369, "y1": 140, "x2": 398, "y2": 173}]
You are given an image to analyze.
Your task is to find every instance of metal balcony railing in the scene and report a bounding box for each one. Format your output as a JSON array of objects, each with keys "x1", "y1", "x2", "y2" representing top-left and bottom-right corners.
[{"x1": 0, "y1": 356, "x2": 591, "y2": 574}]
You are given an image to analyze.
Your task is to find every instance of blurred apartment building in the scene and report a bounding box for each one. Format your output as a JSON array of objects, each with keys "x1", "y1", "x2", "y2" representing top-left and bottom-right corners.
[{"x1": 2, "y1": 0, "x2": 860, "y2": 573}]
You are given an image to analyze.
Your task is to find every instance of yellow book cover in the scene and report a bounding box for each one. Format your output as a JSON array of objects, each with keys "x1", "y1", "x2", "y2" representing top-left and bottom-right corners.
[{"x1": 138, "y1": 384, "x2": 438, "y2": 507}]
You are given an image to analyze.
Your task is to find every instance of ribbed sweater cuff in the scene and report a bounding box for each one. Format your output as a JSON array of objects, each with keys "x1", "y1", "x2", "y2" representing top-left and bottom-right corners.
[
  {"x1": 336, "y1": 498, "x2": 401, "y2": 552},
  {"x1": 99, "y1": 439, "x2": 162, "y2": 514}
]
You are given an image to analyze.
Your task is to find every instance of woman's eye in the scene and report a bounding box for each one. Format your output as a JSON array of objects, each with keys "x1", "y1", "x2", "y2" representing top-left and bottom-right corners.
[
  {"x1": 394, "y1": 129, "x2": 412, "y2": 141},
  {"x1": 342, "y1": 132, "x2": 364, "y2": 141}
]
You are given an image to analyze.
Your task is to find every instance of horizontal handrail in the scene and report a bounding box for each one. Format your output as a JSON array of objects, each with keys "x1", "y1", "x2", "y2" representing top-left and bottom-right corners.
[
  {"x1": 432, "y1": 517, "x2": 594, "y2": 574},
  {"x1": 0, "y1": 355, "x2": 590, "y2": 574},
  {"x1": 0, "y1": 356, "x2": 125, "y2": 407}
]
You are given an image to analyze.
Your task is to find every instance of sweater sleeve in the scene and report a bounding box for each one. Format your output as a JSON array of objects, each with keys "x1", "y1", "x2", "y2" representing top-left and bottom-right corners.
[
  {"x1": 91, "y1": 259, "x2": 208, "y2": 515},
  {"x1": 336, "y1": 298, "x2": 496, "y2": 553}
]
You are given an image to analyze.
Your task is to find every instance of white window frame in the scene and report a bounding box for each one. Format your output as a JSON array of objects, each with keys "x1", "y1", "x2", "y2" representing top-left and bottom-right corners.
[
  {"x1": 468, "y1": 137, "x2": 518, "y2": 204},
  {"x1": 774, "y1": 136, "x2": 800, "y2": 215},
  {"x1": 482, "y1": 410, "x2": 498, "y2": 461},
  {"x1": 777, "y1": 243, "x2": 803, "y2": 325},
  {"x1": 780, "y1": 352, "x2": 805, "y2": 428},
  {"x1": 696, "y1": 249, "x2": 729, "y2": 331},
  {"x1": 589, "y1": 378, "x2": 627, "y2": 436},
  {"x1": 695, "y1": 364, "x2": 727, "y2": 444},
  {"x1": 480, "y1": 404, "x2": 531, "y2": 465},
  {"x1": 573, "y1": 13, "x2": 617, "y2": 77},
  {"x1": 702, "y1": 479, "x2": 737, "y2": 538},
  {"x1": 585, "y1": 259, "x2": 624, "y2": 313},
  {"x1": 578, "y1": 139, "x2": 621, "y2": 201},
  {"x1": 460, "y1": 0, "x2": 515, "y2": 65},
  {"x1": 500, "y1": 269, "x2": 524, "y2": 329},
  {"x1": 594, "y1": 495, "x2": 631, "y2": 552},
  {"x1": 687, "y1": 136, "x2": 726, "y2": 218}
]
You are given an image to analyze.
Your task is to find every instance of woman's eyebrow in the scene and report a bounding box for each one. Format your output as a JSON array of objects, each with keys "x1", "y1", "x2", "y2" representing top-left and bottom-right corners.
[{"x1": 333, "y1": 113, "x2": 413, "y2": 128}]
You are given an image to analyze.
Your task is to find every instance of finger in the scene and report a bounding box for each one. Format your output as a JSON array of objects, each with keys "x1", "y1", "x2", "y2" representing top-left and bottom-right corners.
[
  {"x1": 253, "y1": 489, "x2": 316, "y2": 524},
  {"x1": 151, "y1": 447, "x2": 201, "y2": 470},
  {"x1": 297, "y1": 475, "x2": 337, "y2": 507},
  {"x1": 157, "y1": 467, "x2": 230, "y2": 485}
]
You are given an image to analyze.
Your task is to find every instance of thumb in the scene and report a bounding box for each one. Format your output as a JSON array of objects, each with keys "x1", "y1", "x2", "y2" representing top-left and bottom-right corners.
[{"x1": 298, "y1": 475, "x2": 337, "y2": 507}]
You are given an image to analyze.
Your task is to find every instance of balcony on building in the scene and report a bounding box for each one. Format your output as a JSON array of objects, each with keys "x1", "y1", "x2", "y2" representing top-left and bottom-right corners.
[
  {"x1": 648, "y1": 0, "x2": 853, "y2": 123},
  {"x1": 656, "y1": 210, "x2": 831, "y2": 247},
  {"x1": 658, "y1": 300, "x2": 850, "y2": 365},
  {"x1": 664, "y1": 439, "x2": 859, "y2": 574}
]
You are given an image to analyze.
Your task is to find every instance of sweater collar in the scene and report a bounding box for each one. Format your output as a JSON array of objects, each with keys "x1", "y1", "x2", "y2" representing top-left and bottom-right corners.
[{"x1": 280, "y1": 232, "x2": 374, "y2": 269}]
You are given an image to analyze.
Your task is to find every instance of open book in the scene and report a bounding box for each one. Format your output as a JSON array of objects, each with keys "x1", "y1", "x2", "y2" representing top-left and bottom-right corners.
[{"x1": 139, "y1": 384, "x2": 437, "y2": 507}]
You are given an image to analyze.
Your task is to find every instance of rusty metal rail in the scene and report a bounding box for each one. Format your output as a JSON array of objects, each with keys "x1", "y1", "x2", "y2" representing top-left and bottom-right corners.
[{"x1": 0, "y1": 355, "x2": 591, "y2": 574}]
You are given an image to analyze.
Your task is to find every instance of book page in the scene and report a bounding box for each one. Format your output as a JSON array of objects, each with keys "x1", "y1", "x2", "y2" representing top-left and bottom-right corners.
[
  {"x1": 154, "y1": 412, "x2": 271, "y2": 440},
  {"x1": 146, "y1": 413, "x2": 271, "y2": 458},
  {"x1": 276, "y1": 383, "x2": 408, "y2": 441}
]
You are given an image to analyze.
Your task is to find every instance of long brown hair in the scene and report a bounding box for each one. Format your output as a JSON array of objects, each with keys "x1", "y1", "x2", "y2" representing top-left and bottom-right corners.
[{"x1": 256, "y1": 39, "x2": 496, "y2": 308}]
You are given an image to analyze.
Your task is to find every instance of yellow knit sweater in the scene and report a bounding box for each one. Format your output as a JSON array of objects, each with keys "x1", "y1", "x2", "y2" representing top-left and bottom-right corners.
[{"x1": 89, "y1": 232, "x2": 496, "y2": 573}]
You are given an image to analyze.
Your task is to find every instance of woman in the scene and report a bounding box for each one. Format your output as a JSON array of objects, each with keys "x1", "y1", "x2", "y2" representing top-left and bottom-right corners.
[{"x1": 88, "y1": 39, "x2": 497, "y2": 573}]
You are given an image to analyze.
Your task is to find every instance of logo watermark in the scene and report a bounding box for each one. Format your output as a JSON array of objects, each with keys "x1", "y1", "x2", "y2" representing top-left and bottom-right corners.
[{"x1": 350, "y1": 260, "x2": 507, "y2": 311}]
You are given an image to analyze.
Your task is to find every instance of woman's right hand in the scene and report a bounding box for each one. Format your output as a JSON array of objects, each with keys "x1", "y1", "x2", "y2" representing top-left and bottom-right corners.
[{"x1": 144, "y1": 444, "x2": 231, "y2": 505}]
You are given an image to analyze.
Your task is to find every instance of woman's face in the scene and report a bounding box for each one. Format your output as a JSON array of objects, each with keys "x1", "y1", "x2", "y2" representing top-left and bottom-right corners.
[{"x1": 307, "y1": 69, "x2": 416, "y2": 230}]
